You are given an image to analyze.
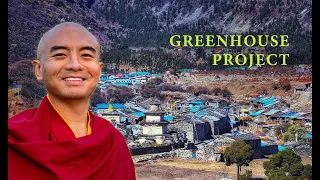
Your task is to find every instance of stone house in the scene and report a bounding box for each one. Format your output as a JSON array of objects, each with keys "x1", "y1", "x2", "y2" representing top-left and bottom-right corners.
[
  {"x1": 262, "y1": 109, "x2": 281, "y2": 120},
  {"x1": 141, "y1": 105, "x2": 168, "y2": 136},
  {"x1": 168, "y1": 117, "x2": 211, "y2": 143},
  {"x1": 168, "y1": 108, "x2": 231, "y2": 143},
  {"x1": 95, "y1": 103, "x2": 127, "y2": 116},
  {"x1": 101, "y1": 104, "x2": 122, "y2": 124},
  {"x1": 226, "y1": 132, "x2": 278, "y2": 159}
]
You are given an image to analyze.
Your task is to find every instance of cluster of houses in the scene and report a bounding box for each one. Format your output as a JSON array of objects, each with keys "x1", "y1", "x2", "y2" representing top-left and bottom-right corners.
[
  {"x1": 291, "y1": 80, "x2": 312, "y2": 92},
  {"x1": 92, "y1": 67, "x2": 312, "y2": 161},
  {"x1": 246, "y1": 96, "x2": 312, "y2": 127},
  {"x1": 98, "y1": 71, "x2": 162, "y2": 87},
  {"x1": 92, "y1": 90, "x2": 312, "y2": 160}
]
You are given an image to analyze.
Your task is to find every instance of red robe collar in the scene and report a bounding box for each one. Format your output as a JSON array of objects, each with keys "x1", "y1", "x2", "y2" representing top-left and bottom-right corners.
[{"x1": 8, "y1": 96, "x2": 136, "y2": 180}]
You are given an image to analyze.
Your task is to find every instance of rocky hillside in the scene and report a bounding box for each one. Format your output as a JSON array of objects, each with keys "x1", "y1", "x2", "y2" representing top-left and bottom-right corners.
[{"x1": 8, "y1": 0, "x2": 312, "y2": 71}]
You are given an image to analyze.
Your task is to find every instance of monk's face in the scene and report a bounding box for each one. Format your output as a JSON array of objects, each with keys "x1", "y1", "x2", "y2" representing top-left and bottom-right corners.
[{"x1": 33, "y1": 25, "x2": 103, "y2": 100}]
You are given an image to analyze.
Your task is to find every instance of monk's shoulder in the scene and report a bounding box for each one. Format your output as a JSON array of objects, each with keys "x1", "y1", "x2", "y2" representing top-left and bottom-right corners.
[
  {"x1": 91, "y1": 115, "x2": 125, "y2": 134},
  {"x1": 90, "y1": 114, "x2": 127, "y2": 139},
  {"x1": 8, "y1": 108, "x2": 38, "y2": 141},
  {"x1": 8, "y1": 108, "x2": 37, "y2": 126}
]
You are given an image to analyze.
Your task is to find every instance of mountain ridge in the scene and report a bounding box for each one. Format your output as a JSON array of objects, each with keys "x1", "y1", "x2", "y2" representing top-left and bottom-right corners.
[{"x1": 8, "y1": 0, "x2": 312, "y2": 72}]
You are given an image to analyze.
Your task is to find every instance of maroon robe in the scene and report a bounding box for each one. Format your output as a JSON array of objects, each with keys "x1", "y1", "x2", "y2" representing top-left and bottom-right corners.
[{"x1": 8, "y1": 96, "x2": 136, "y2": 180}]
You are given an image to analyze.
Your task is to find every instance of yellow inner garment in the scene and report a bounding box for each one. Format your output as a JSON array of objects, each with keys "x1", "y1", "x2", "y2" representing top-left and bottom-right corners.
[{"x1": 47, "y1": 95, "x2": 92, "y2": 138}]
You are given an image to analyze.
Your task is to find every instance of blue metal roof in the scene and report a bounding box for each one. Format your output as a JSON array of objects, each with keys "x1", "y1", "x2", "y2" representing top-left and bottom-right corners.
[
  {"x1": 256, "y1": 96, "x2": 270, "y2": 103},
  {"x1": 262, "y1": 97, "x2": 277, "y2": 104},
  {"x1": 278, "y1": 145, "x2": 286, "y2": 151},
  {"x1": 129, "y1": 71, "x2": 151, "y2": 76},
  {"x1": 256, "y1": 96, "x2": 278, "y2": 104},
  {"x1": 115, "y1": 109, "x2": 128, "y2": 116},
  {"x1": 131, "y1": 112, "x2": 146, "y2": 117},
  {"x1": 113, "y1": 82, "x2": 131, "y2": 86},
  {"x1": 249, "y1": 109, "x2": 265, "y2": 116},
  {"x1": 227, "y1": 119, "x2": 237, "y2": 124},
  {"x1": 100, "y1": 77, "x2": 108, "y2": 80},
  {"x1": 203, "y1": 115, "x2": 220, "y2": 121},
  {"x1": 164, "y1": 115, "x2": 174, "y2": 121},
  {"x1": 96, "y1": 103, "x2": 127, "y2": 109},
  {"x1": 262, "y1": 96, "x2": 273, "y2": 100},
  {"x1": 194, "y1": 111, "x2": 207, "y2": 118},
  {"x1": 99, "y1": 84, "x2": 108, "y2": 87},
  {"x1": 290, "y1": 113, "x2": 306, "y2": 119},
  {"x1": 152, "y1": 73, "x2": 163, "y2": 77},
  {"x1": 191, "y1": 105, "x2": 201, "y2": 113},
  {"x1": 263, "y1": 100, "x2": 279, "y2": 107},
  {"x1": 202, "y1": 139, "x2": 214, "y2": 143},
  {"x1": 130, "y1": 106, "x2": 149, "y2": 113},
  {"x1": 228, "y1": 113, "x2": 238, "y2": 117},
  {"x1": 280, "y1": 111, "x2": 297, "y2": 118},
  {"x1": 263, "y1": 99, "x2": 277, "y2": 105},
  {"x1": 225, "y1": 67, "x2": 237, "y2": 71},
  {"x1": 189, "y1": 100, "x2": 205, "y2": 104},
  {"x1": 120, "y1": 117, "x2": 127, "y2": 123},
  {"x1": 213, "y1": 111, "x2": 226, "y2": 117},
  {"x1": 100, "y1": 77, "x2": 115, "y2": 81},
  {"x1": 263, "y1": 109, "x2": 280, "y2": 116},
  {"x1": 177, "y1": 68, "x2": 193, "y2": 72},
  {"x1": 306, "y1": 133, "x2": 312, "y2": 139}
]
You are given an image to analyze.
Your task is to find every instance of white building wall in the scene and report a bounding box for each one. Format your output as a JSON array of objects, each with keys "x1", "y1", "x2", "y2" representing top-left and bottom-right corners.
[
  {"x1": 146, "y1": 115, "x2": 162, "y2": 123},
  {"x1": 142, "y1": 126, "x2": 164, "y2": 135}
]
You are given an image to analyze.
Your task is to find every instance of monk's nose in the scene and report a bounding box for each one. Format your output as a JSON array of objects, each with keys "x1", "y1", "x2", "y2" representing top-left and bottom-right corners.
[{"x1": 65, "y1": 55, "x2": 84, "y2": 71}]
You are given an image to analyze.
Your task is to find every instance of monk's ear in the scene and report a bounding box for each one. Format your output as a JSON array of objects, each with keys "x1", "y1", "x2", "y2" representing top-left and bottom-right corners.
[
  {"x1": 99, "y1": 62, "x2": 104, "y2": 71},
  {"x1": 32, "y1": 60, "x2": 43, "y2": 81}
]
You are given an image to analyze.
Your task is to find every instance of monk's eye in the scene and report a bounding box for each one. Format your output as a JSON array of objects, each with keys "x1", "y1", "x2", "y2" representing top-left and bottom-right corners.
[
  {"x1": 81, "y1": 54, "x2": 94, "y2": 58},
  {"x1": 53, "y1": 53, "x2": 66, "y2": 57}
]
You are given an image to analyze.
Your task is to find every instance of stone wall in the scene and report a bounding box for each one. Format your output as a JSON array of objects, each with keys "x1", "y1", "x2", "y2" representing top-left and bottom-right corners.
[
  {"x1": 173, "y1": 145, "x2": 224, "y2": 162},
  {"x1": 174, "y1": 149, "x2": 194, "y2": 160},
  {"x1": 168, "y1": 121, "x2": 194, "y2": 142},
  {"x1": 129, "y1": 132, "x2": 187, "y2": 155},
  {"x1": 193, "y1": 143, "x2": 220, "y2": 161},
  {"x1": 174, "y1": 136, "x2": 279, "y2": 161},
  {"x1": 132, "y1": 151, "x2": 176, "y2": 163},
  {"x1": 130, "y1": 142, "x2": 185, "y2": 156},
  {"x1": 169, "y1": 120, "x2": 219, "y2": 142},
  {"x1": 132, "y1": 142, "x2": 280, "y2": 163},
  {"x1": 286, "y1": 142, "x2": 312, "y2": 156}
]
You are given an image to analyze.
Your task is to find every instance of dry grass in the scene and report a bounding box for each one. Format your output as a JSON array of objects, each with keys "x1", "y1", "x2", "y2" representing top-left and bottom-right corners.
[
  {"x1": 156, "y1": 157, "x2": 268, "y2": 178},
  {"x1": 301, "y1": 156, "x2": 312, "y2": 165},
  {"x1": 210, "y1": 80, "x2": 294, "y2": 98},
  {"x1": 135, "y1": 157, "x2": 269, "y2": 179},
  {"x1": 135, "y1": 155, "x2": 312, "y2": 179}
]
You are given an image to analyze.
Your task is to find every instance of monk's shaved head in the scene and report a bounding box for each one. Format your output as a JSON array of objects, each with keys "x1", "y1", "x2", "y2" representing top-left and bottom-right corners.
[
  {"x1": 32, "y1": 21, "x2": 104, "y2": 102},
  {"x1": 36, "y1": 22, "x2": 100, "y2": 60}
]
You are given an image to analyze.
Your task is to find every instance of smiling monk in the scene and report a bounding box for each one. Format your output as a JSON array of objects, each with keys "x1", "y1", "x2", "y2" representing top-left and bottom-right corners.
[{"x1": 8, "y1": 22, "x2": 136, "y2": 180}]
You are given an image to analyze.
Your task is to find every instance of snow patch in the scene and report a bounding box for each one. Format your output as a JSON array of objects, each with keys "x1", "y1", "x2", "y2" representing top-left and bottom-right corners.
[
  {"x1": 151, "y1": 2, "x2": 170, "y2": 17},
  {"x1": 171, "y1": 6, "x2": 211, "y2": 27},
  {"x1": 214, "y1": 13, "x2": 252, "y2": 34}
]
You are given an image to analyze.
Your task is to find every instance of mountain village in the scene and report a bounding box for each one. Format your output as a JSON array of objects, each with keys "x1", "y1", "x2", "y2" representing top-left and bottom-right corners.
[{"x1": 92, "y1": 65, "x2": 312, "y2": 168}]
